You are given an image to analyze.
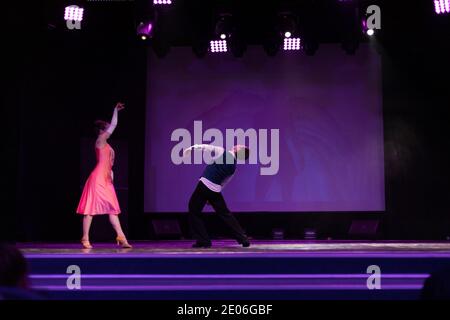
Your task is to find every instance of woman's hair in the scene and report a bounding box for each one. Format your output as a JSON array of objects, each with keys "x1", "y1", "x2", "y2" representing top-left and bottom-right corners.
[{"x1": 94, "y1": 120, "x2": 109, "y2": 135}]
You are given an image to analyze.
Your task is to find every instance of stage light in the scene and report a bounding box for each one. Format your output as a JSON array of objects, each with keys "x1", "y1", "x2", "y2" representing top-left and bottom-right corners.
[
  {"x1": 272, "y1": 229, "x2": 285, "y2": 240},
  {"x1": 64, "y1": 5, "x2": 84, "y2": 22},
  {"x1": 277, "y1": 13, "x2": 297, "y2": 41},
  {"x1": 210, "y1": 40, "x2": 227, "y2": 53},
  {"x1": 136, "y1": 0, "x2": 157, "y2": 41},
  {"x1": 434, "y1": 0, "x2": 450, "y2": 14},
  {"x1": 153, "y1": 0, "x2": 172, "y2": 5},
  {"x1": 283, "y1": 38, "x2": 302, "y2": 51},
  {"x1": 361, "y1": 17, "x2": 376, "y2": 37},
  {"x1": 304, "y1": 228, "x2": 317, "y2": 240},
  {"x1": 137, "y1": 22, "x2": 153, "y2": 40},
  {"x1": 265, "y1": 12, "x2": 300, "y2": 55},
  {"x1": 215, "y1": 14, "x2": 233, "y2": 41}
]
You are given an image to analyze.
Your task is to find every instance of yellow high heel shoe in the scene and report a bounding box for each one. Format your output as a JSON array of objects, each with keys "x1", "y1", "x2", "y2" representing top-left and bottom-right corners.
[
  {"x1": 116, "y1": 236, "x2": 132, "y2": 248},
  {"x1": 81, "y1": 238, "x2": 93, "y2": 249}
]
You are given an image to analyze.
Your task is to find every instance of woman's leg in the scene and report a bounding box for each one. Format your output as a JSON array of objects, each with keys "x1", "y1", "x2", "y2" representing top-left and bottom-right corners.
[
  {"x1": 82, "y1": 215, "x2": 93, "y2": 240},
  {"x1": 109, "y1": 214, "x2": 126, "y2": 238}
]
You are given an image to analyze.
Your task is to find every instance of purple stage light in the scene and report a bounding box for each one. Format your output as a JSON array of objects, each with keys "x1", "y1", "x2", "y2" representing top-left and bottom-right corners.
[
  {"x1": 154, "y1": 0, "x2": 172, "y2": 5},
  {"x1": 284, "y1": 31, "x2": 292, "y2": 38},
  {"x1": 283, "y1": 38, "x2": 301, "y2": 51},
  {"x1": 137, "y1": 22, "x2": 153, "y2": 40},
  {"x1": 64, "y1": 5, "x2": 84, "y2": 22},
  {"x1": 210, "y1": 40, "x2": 228, "y2": 53},
  {"x1": 361, "y1": 19, "x2": 375, "y2": 37},
  {"x1": 435, "y1": 0, "x2": 450, "y2": 14}
]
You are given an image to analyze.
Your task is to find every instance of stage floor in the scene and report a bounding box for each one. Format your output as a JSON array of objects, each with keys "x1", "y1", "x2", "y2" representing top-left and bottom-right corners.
[
  {"x1": 18, "y1": 240, "x2": 450, "y2": 256},
  {"x1": 19, "y1": 241, "x2": 450, "y2": 299}
]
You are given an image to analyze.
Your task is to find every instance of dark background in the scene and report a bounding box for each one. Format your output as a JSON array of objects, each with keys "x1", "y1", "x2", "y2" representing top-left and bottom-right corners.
[{"x1": 2, "y1": 0, "x2": 450, "y2": 242}]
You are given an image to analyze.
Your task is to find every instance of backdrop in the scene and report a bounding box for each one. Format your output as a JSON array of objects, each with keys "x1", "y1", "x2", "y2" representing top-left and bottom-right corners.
[{"x1": 145, "y1": 44, "x2": 384, "y2": 212}]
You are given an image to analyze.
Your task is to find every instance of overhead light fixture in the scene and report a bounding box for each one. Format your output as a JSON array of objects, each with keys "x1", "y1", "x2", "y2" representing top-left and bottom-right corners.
[
  {"x1": 283, "y1": 37, "x2": 302, "y2": 51},
  {"x1": 434, "y1": 0, "x2": 450, "y2": 14},
  {"x1": 210, "y1": 40, "x2": 227, "y2": 53},
  {"x1": 361, "y1": 19, "x2": 375, "y2": 37},
  {"x1": 278, "y1": 13, "x2": 298, "y2": 39},
  {"x1": 214, "y1": 14, "x2": 233, "y2": 41},
  {"x1": 64, "y1": 5, "x2": 84, "y2": 30},
  {"x1": 153, "y1": 0, "x2": 173, "y2": 5},
  {"x1": 135, "y1": 2, "x2": 156, "y2": 41},
  {"x1": 64, "y1": 5, "x2": 84, "y2": 22},
  {"x1": 137, "y1": 22, "x2": 153, "y2": 40}
]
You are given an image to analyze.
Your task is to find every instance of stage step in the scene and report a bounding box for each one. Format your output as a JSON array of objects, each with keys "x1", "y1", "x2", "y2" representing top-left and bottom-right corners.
[
  {"x1": 30, "y1": 273, "x2": 427, "y2": 289},
  {"x1": 28, "y1": 273, "x2": 426, "y2": 300},
  {"x1": 25, "y1": 253, "x2": 450, "y2": 275},
  {"x1": 21, "y1": 241, "x2": 450, "y2": 300}
]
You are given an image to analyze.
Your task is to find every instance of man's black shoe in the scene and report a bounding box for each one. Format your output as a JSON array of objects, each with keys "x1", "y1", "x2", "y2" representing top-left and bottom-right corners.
[
  {"x1": 238, "y1": 239, "x2": 251, "y2": 248},
  {"x1": 192, "y1": 242, "x2": 212, "y2": 248}
]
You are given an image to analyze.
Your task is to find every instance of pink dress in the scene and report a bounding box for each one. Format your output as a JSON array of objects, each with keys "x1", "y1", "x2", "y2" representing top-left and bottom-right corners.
[{"x1": 77, "y1": 144, "x2": 121, "y2": 215}]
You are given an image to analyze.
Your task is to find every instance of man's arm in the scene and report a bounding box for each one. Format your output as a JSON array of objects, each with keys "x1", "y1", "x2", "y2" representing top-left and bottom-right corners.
[{"x1": 183, "y1": 144, "x2": 225, "y2": 157}]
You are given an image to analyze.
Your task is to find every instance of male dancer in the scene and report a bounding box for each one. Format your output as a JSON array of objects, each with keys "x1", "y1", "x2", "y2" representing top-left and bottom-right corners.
[{"x1": 183, "y1": 144, "x2": 251, "y2": 248}]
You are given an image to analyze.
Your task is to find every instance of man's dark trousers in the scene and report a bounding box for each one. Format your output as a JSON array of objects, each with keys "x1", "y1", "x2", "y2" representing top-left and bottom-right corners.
[{"x1": 188, "y1": 182, "x2": 248, "y2": 245}]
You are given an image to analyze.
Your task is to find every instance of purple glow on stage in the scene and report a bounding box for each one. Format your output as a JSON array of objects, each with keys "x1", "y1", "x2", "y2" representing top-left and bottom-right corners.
[
  {"x1": 145, "y1": 45, "x2": 384, "y2": 212},
  {"x1": 64, "y1": 6, "x2": 84, "y2": 21},
  {"x1": 283, "y1": 38, "x2": 302, "y2": 50},
  {"x1": 435, "y1": 0, "x2": 450, "y2": 14},
  {"x1": 210, "y1": 40, "x2": 228, "y2": 53},
  {"x1": 154, "y1": 0, "x2": 172, "y2": 5}
]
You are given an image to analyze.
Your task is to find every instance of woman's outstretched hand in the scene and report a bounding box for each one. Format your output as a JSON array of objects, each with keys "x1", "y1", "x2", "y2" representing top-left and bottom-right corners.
[{"x1": 115, "y1": 102, "x2": 125, "y2": 111}]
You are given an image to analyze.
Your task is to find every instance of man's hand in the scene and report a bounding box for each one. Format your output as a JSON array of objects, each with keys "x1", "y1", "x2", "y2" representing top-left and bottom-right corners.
[{"x1": 183, "y1": 146, "x2": 194, "y2": 157}]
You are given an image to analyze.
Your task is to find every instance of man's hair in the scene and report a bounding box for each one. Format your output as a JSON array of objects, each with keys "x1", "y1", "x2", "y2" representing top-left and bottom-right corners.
[{"x1": 0, "y1": 244, "x2": 28, "y2": 288}]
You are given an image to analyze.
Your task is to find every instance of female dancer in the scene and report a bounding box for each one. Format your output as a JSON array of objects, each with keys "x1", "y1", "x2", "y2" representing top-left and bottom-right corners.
[{"x1": 76, "y1": 102, "x2": 132, "y2": 249}]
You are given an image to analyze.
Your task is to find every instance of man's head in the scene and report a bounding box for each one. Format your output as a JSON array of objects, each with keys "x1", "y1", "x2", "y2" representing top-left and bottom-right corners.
[{"x1": 231, "y1": 145, "x2": 250, "y2": 161}]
